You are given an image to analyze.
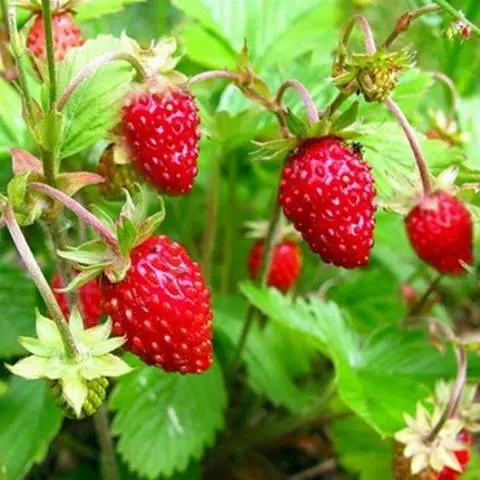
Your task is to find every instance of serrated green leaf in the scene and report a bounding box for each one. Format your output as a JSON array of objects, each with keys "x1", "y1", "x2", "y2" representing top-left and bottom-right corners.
[
  {"x1": 214, "y1": 295, "x2": 315, "y2": 411},
  {"x1": 0, "y1": 377, "x2": 62, "y2": 480},
  {"x1": 56, "y1": 36, "x2": 136, "y2": 158},
  {"x1": 0, "y1": 262, "x2": 38, "y2": 359},
  {"x1": 110, "y1": 360, "x2": 226, "y2": 479}
]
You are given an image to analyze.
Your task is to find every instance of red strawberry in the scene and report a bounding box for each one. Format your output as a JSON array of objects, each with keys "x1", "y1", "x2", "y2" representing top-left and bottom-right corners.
[
  {"x1": 121, "y1": 88, "x2": 200, "y2": 196},
  {"x1": 27, "y1": 12, "x2": 84, "y2": 62},
  {"x1": 51, "y1": 275, "x2": 103, "y2": 328},
  {"x1": 405, "y1": 191, "x2": 473, "y2": 276},
  {"x1": 279, "y1": 136, "x2": 376, "y2": 268},
  {"x1": 248, "y1": 239, "x2": 302, "y2": 292},
  {"x1": 101, "y1": 235, "x2": 213, "y2": 374},
  {"x1": 437, "y1": 430, "x2": 472, "y2": 480}
]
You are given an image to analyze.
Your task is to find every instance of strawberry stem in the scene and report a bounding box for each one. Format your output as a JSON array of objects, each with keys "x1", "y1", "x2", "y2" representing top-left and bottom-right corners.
[
  {"x1": 381, "y1": 5, "x2": 442, "y2": 48},
  {"x1": 93, "y1": 406, "x2": 119, "y2": 480},
  {"x1": 41, "y1": 0, "x2": 57, "y2": 105},
  {"x1": 29, "y1": 182, "x2": 120, "y2": 252},
  {"x1": 1, "y1": 201, "x2": 78, "y2": 358},
  {"x1": 429, "y1": 71, "x2": 459, "y2": 123},
  {"x1": 425, "y1": 318, "x2": 467, "y2": 442},
  {"x1": 57, "y1": 52, "x2": 148, "y2": 111},
  {"x1": 434, "y1": 0, "x2": 480, "y2": 36},
  {"x1": 188, "y1": 70, "x2": 242, "y2": 86},
  {"x1": 384, "y1": 98, "x2": 433, "y2": 195},
  {"x1": 275, "y1": 80, "x2": 319, "y2": 124}
]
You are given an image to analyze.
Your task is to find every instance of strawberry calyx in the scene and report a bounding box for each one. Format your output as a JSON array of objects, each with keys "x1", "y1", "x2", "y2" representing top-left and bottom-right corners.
[
  {"x1": 426, "y1": 110, "x2": 470, "y2": 147},
  {"x1": 6, "y1": 308, "x2": 131, "y2": 418},
  {"x1": 394, "y1": 403, "x2": 466, "y2": 476},
  {"x1": 57, "y1": 188, "x2": 166, "y2": 288},
  {"x1": 334, "y1": 47, "x2": 415, "y2": 102}
]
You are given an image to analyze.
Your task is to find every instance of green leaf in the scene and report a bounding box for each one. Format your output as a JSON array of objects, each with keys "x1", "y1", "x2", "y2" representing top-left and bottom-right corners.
[
  {"x1": 56, "y1": 36, "x2": 136, "y2": 159},
  {"x1": 76, "y1": 0, "x2": 146, "y2": 21},
  {"x1": 173, "y1": 0, "x2": 336, "y2": 69},
  {"x1": 0, "y1": 377, "x2": 62, "y2": 480},
  {"x1": 240, "y1": 283, "x2": 480, "y2": 436},
  {"x1": 110, "y1": 360, "x2": 226, "y2": 479},
  {"x1": 214, "y1": 295, "x2": 315, "y2": 411},
  {"x1": 331, "y1": 414, "x2": 393, "y2": 480},
  {"x1": 0, "y1": 262, "x2": 38, "y2": 359}
]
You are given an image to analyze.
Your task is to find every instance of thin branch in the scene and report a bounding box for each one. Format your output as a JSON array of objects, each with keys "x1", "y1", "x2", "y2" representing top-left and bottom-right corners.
[
  {"x1": 384, "y1": 98, "x2": 433, "y2": 195},
  {"x1": 2, "y1": 202, "x2": 78, "y2": 357},
  {"x1": 429, "y1": 71, "x2": 459, "y2": 121},
  {"x1": 93, "y1": 406, "x2": 119, "y2": 480},
  {"x1": 41, "y1": 0, "x2": 57, "y2": 105},
  {"x1": 57, "y1": 52, "x2": 148, "y2": 111},
  {"x1": 188, "y1": 69, "x2": 242, "y2": 86},
  {"x1": 275, "y1": 79, "x2": 319, "y2": 124},
  {"x1": 409, "y1": 274, "x2": 442, "y2": 317},
  {"x1": 29, "y1": 182, "x2": 119, "y2": 252},
  {"x1": 382, "y1": 5, "x2": 442, "y2": 48}
]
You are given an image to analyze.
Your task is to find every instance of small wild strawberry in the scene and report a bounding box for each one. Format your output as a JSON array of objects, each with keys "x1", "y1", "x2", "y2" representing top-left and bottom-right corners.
[
  {"x1": 279, "y1": 136, "x2": 376, "y2": 269},
  {"x1": 248, "y1": 239, "x2": 302, "y2": 293},
  {"x1": 52, "y1": 274, "x2": 103, "y2": 328},
  {"x1": 101, "y1": 235, "x2": 213, "y2": 374},
  {"x1": 405, "y1": 191, "x2": 473, "y2": 276},
  {"x1": 27, "y1": 11, "x2": 84, "y2": 62},
  {"x1": 121, "y1": 87, "x2": 200, "y2": 196}
]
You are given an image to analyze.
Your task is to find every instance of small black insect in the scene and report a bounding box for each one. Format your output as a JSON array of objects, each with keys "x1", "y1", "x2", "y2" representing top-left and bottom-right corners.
[{"x1": 352, "y1": 142, "x2": 364, "y2": 156}]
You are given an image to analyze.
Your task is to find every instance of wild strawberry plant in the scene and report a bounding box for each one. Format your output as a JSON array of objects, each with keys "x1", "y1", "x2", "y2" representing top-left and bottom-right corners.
[{"x1": 0, "y1": 0, "x2": 480, "y2": 479}]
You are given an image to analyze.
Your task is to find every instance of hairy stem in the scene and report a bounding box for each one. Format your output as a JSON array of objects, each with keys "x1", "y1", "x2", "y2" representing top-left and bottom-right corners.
[
  {"x1": 339, "y1": 14, "x2": 377, "y2": 69},
  {"x1": 29, "y1": 182, "x2": 119, "y2": 252},
  {"x1": 409, "y1": 274, "x2": 442, "y2": 317},
  {"x1": 384, "y1": 98, "x2": 433, "y2": 195},
  {"x1": 275, "y1": 79, "x2": 319, "y2": 124},
  {"x1": 426, "y1": 319, "x2": 467, "y2": 441},
  {"x1": 381, "y1": 5, "x2": 442, "y2": 48},
  {"x1": 2, "y1": 202, "x2": 78, "y2": 357},
  {"x1": 93, "y1": 406, "x2": 119, "y2": 480},
  {"x1": 41, "y1": 0, "x2": 57, "y2": 105},
  {"x1": 429, "y1": 71, "x2": 459, "y2": 121},
  {"x1": 434, "y1": 0, "x2": 480, "y2": 36},
  {"x1": 57, "y1": 52, "x2": 148, "y2": 111},
  {"x1": 189, "y1": 70, "x2": 242, "y2": 86}
]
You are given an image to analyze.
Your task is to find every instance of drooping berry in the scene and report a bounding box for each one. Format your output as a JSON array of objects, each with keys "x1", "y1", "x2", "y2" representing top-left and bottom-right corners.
[
  {"x1": 50, "y1": 377, "x2": 109, "y2": 419},
  {"x1": 405, "y1": 191, "x2": 473, "y2": 276},
  {"x1": 438, "y1": 430, "x2": 472, "y2": 480},
  {"x1": 97, "y1": 144, "x2": 140, "y2": 200},
  {"x1": 279, "y1": 136, "x2": 376, "y2": 269},
  {"x1": 52, "y1": 275, "x2": 103, "y2": 328},
  {"x1": 27, "y1": 12, "x2": 84, "y2": 62},
  {"x1": 101, "y1": 235, "x2": 213, "y2": 374},
  {"x1": 248, "y1": 239, "x2": 302, "y2": 292},
  {"x1": 121, "y1": 87, "x2": 201, "y2": 196}
]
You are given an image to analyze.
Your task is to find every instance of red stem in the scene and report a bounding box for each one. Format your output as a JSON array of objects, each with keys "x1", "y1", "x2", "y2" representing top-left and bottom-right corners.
[
  {"x1": 384, "y1": 99, "x2": 433, "y2": 195},
  {"x1": 275, "y1": 79, "x2": 319, "y2": 124},
  {"x1": 29, "y1": 182, "x2": 119, "y2": 252}
]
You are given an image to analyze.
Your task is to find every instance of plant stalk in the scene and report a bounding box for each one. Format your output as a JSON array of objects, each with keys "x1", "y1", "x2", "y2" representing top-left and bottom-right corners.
[
  {"x1": 384, "y1": 98, "x2": 433, "y2": 195},
  {"x1": 2, "y1": 202, "x2": 78, "y2": 357},
  {"x1": 41, "y1": 0, "x2": 57, "y2": 106},
  {"x1": 57, "y1": 52, "x2": 148, "y2": 111},
  {"x1": 275, "y1": 79, "x2": 319, "y2": 124},
  {"x1": 29, "y1": 182, "x2": 119, "y2": 252},
  {"x1": 93, "y1": 406, "x2": 119, "y2": 480}
]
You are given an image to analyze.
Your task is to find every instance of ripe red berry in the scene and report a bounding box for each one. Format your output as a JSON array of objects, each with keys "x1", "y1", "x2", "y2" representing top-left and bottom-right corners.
[
  {"x1": 437, "y1": 430, "x2": 472, "y2": 480},
  {"x1": 279, "y1": 136, "x2": 376, "y2": 268},
  {"x1": 248, "y1": 239, "x2": 302, "y2": 292},
  {"x1": 27, "y1": 12, "x2": 84, "y2": 62},
  {"x1": 101, "y1": 235, "x2": 213, "y2": 374},
  {"x1": 121, "y1": 88, "x2": 201, "y2": 196},
  {"x1": 405, "y1": 191, "x2": 473, "y2": 276},
  {"x1": 51, "y1": 275, "x2": 103, "y2": 328}
]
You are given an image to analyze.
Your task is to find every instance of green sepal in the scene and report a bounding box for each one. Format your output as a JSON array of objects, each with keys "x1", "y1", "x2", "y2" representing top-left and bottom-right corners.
[
  {"x1": 286, "y1": 109, "x2": 309, "y2": 137},
  {"x1": 11, "y1": 148, "x2": 43, "y2": 176},
  {"x1": 332, "y1": 101, "x2": 360, "y2": 132},
  {"x1": 250, "y1": 138, "x2": 298, "y2": 163},
  {"x1": 55, "y1": 265, "x2": 106, "y2": 293},
  {"x1": 135, "y1": 196, "x2": 166, "y2": 246},
  {"x1": 105, "y1": 255, "x2": 131, "y2": 284},
  {"x1": 117, "y1": 217, "x2": 137, "y2": 257},
  {"x1": 57, "y1": 240, "x2": 111, "y2": 266},
  {"x1": 7, "y1": 172, "x2": 30, "y2": 210}
]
